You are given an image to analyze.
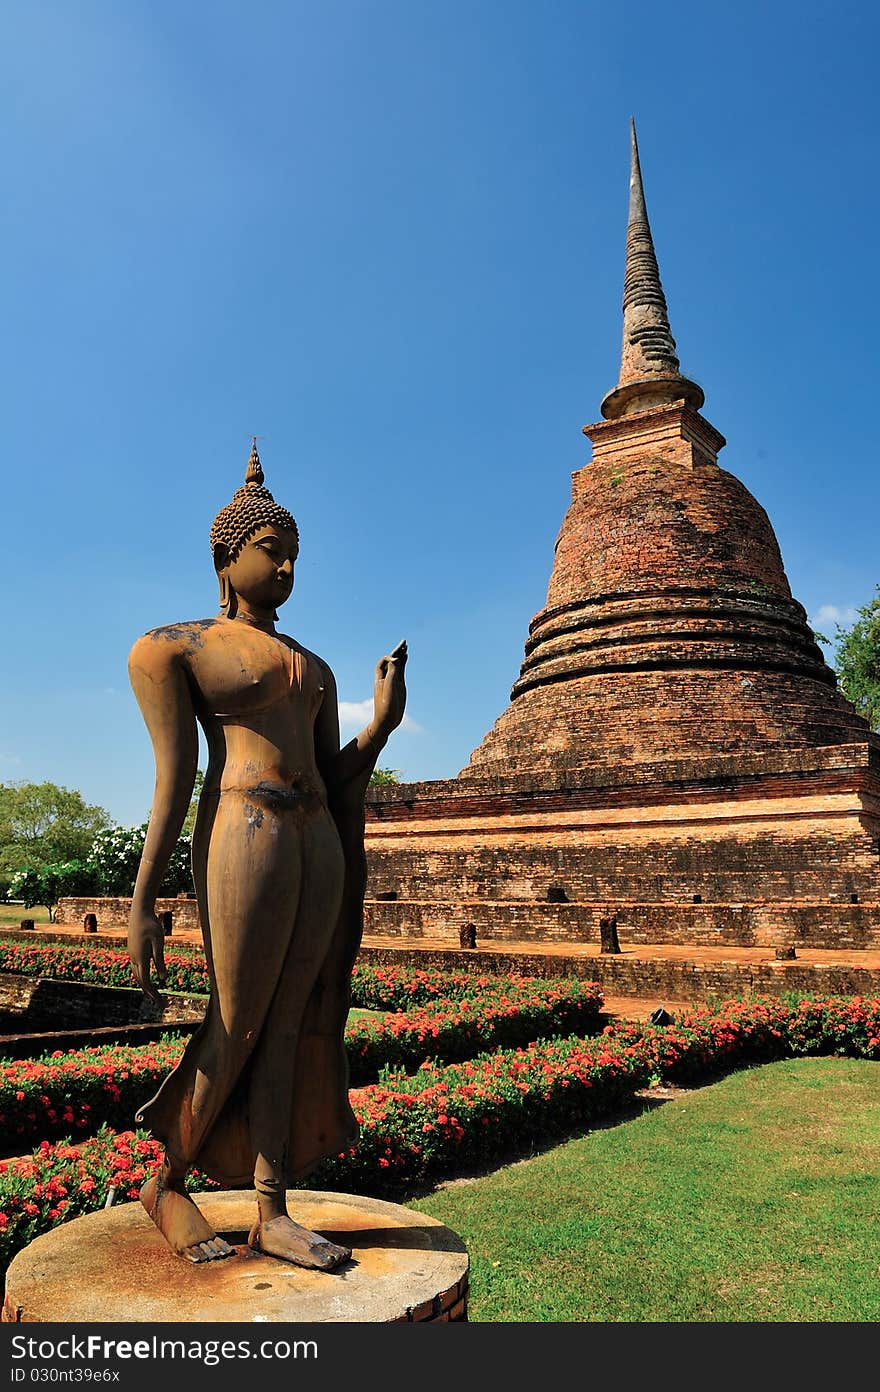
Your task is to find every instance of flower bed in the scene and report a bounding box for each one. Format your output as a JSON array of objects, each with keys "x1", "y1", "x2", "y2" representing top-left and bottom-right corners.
[
  {"x1": 4, "y1": 993, "x2": 880, "y2": 1276},
  {"x1": 0, "y1": 1038, "x2": 185, "y2": 1152},
  {"x1": 321, "y1": 1031, "x2": 648, "y2": 1193},
  {"x1": 0, "y1": 979, "x2": 604, "y2": 1152},
  {"x1": 345, "y1": 979, "x2": 603, "y2": 1077},
  {"x1": 0, "y1": 941, "x2": 210, "y2": 995},
  {"x1": 350, "y1": 964, "x2": 533, "y2": 1011},
  {"x1": 0, "y1": 941, "x2": 564, "y2": 1011},
  {"x1": 603, "y1": 994, "x2": 880, "y2": 1082},
  {"x1": 0, "y1": 1030, "x2": 647, "y2": 1270},
  {"x1": 0, "y1": 1126, "x2": 222, "y2": 1268}
]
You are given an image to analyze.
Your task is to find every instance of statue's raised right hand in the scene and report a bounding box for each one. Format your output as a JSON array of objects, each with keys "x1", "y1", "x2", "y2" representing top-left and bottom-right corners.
[
  {"x1": 128, "y1": 909, "x2": 168, "y2": 1004},
  {"x1": 373, "y1": 639, "x2": 408, "y2": 735}
]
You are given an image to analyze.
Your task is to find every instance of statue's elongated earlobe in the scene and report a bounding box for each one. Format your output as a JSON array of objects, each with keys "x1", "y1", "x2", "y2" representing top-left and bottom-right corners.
[{"x1": 218, "y1": 572, "x2": 237, "y2": 618}]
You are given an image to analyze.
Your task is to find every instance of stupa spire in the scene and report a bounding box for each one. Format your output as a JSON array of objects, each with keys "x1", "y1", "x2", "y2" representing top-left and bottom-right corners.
[{"x1": 601, "y1": 120, "x2": 704, "y2": 420}]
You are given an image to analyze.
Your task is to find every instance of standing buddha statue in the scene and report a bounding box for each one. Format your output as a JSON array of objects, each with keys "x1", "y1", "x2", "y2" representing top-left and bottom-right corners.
[{"x1": 127, "y1": 442, "x2": 407, "y2": 1269}]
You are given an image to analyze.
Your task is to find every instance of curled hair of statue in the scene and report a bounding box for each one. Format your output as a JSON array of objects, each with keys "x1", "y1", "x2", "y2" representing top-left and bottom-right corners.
[{"x1": 209, "y1": 442, "x2": 299, "y2": 566}]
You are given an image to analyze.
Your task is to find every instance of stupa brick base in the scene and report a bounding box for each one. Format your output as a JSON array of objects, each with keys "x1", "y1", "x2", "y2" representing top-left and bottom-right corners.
[
  {"x1": 361, "y1": 125, "x2": 880, "y2": 968},
  {"x1": 1, "y1": 1191, "x2": 469, "y2": 1324},
  {"x1": 363, "y1": 742, "x2": 880, "y2": 953}
]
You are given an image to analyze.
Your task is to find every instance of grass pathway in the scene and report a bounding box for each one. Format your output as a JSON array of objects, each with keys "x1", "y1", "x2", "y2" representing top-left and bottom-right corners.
[{"x1": 412, "y1": 1057, "x2": 880, "y2": 1322}]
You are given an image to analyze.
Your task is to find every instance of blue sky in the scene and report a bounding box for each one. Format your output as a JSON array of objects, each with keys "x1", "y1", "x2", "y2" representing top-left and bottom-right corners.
[{"x1": 2, "y1": 1, "x2": 878, "y2": 826}]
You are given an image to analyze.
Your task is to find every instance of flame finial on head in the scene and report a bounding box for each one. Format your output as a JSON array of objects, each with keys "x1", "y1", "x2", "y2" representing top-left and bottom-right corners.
[{"x1": 245, "y1": 438, "x2": 264, "y2": 487}]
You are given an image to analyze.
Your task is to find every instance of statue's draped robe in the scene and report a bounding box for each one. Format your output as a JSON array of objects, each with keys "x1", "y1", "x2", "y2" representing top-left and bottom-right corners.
[{"x1": 136, "y1": 653, "x2": 371, "y2": 1187}]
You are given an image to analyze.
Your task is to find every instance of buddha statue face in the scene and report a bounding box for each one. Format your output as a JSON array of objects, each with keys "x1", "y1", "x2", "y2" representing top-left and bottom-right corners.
[{"x1": 215, "y1": 525, "x2": 299, "y2": 618}]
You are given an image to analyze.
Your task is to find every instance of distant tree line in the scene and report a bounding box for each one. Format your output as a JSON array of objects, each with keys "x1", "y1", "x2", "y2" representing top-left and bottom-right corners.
[{"x1": 0, "y1": 781, "x2": 199, "y2": 921}]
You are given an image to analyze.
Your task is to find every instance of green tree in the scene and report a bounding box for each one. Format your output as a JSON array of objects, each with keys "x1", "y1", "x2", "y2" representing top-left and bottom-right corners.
[
  {"x1": 0, "y1": 782, "x2": 110, "y2": 880},
  {"x1": 8, "y1": 861, "x2": 96, "y2": 923},
  {"x1": 368, "y1": 767, "x2": 401, "y2": 787},
  {"x1": 181, "y1": 769, "x2": 205, "y2": 837},
  {"x1": 8, "y1": 866, "x2": 48, "y2": 916},
  {"x1": 833, "y1": 588, "x2": 880, "y2": 731}
]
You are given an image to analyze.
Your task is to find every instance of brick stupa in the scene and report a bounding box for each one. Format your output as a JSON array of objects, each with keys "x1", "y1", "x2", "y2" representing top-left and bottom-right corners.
[{"x1": 363, "y1": 123, "x2": 880, "y2": 956}]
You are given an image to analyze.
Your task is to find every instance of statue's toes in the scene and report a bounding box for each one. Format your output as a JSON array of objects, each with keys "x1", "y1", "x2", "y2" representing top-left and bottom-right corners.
[
  {"x1": 184, "y1": 1240, "x2": 230, "y2": 1263},
  {"x1": 310, "y1": 1241, "x2": 352, "y2": 1271},
  {"x1": 207, "y1": 1238, "x2": 235, "y2": 1258}
]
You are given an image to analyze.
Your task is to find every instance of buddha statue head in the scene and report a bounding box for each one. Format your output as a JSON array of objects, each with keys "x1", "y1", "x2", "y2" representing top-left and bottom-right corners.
[{"x1": 210, "y1": 442, "x2": 299, "y2": 619}]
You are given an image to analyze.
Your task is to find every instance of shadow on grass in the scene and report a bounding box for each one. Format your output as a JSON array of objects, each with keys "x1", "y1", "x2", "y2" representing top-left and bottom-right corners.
[{"x1": 385, "y1": 1086, "x2": 704, "y2": 1202}]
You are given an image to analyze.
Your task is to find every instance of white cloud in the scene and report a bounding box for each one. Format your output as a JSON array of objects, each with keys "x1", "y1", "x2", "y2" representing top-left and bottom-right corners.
[
  {"x1": 809, "y1": 604, "x2": 858, "y2": 639},
  {"x1": 338, "y1": 698, "x2": 423, "y2": 734},
  {"x1": 338, "y1": 699, "x2": 374, "y2": 729}
]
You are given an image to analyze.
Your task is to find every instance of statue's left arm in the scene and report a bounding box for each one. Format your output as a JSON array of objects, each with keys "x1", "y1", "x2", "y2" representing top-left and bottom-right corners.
[{"x1": 315, "y1": 640, "x2": 407, "y2": 794}]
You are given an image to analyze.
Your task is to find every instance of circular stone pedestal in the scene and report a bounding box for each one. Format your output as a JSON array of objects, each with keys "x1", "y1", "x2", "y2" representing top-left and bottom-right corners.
[{"x1": 2, "y1": 1190, "x2": 469, "y2": 1324}]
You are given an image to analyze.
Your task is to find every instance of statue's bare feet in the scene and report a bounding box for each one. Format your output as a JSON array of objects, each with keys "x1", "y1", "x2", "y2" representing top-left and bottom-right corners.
[
  {"x1": 140, "y1": 1174, "x2": 235, "y2": 1264},
  {"x1": 248, "y1": 1214, "x2": 351, "y2": 1271}
]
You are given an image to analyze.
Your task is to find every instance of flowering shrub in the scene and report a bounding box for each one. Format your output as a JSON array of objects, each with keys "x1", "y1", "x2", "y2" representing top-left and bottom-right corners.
[
  {"x1": 321, "y1": 1031, "x2": 650, "y2": 1193},
  {"x1": 0, "y1": 1031, "x2": 647, "y2": 1271},
  {"x1": 0, "y1": 941, "x2": 209, "y2": 994},
  {"x1": 345, "y1": 978, "x2": 603, "y2": 1077},
  {"x1": 4, "y1": 993, "x2": 880, "y2": 1273},
  {"x1": 604, "y1": 997, "x2": 791, "y2": 1083},
  {"x1": 0, "y1": 1038, "x2": 187, "y2": 1151},
  {"x1": 602, "y1": 995, "x2": 880, "y2": 1083},
  {"x1": 0, "y1": 1125, "x2": 218, "y2": 1266},
  {"x1": 349, "y1": 965, "x2": 536, "y2": 1010},
  {"x1": 781, "y1": 994, "x2": 880, "y2": 1058},
  {"x1": 0, "y1": 941, "x2": 578, "y2": 1012},
  {"x1": 0, "y1": 980, "x2": 604, "y2": 1151}
]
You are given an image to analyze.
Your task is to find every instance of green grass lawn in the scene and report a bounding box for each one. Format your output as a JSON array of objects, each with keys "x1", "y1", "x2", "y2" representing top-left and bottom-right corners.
[
  {"x1": 0, "y1": 904, "x2": 52, "y2": 926},
  {"x1": 413, "y1": 1057, "x2": 880, "y2": 1322}
]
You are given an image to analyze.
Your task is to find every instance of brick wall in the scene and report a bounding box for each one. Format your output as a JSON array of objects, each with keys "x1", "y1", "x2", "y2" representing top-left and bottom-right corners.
[
  {"x1": 53, "y1": 752, "x2": 880, "y2": 956},
  {"x1": 357, "y1": 945, "x2": 880, "y2": 1004},
  {"x1": 365, "y1": 824, "x2": 880, "y2": 904},
  {"x1": 362, "y1": 899, "x2": 880, "y2": 950},
  {"x1": 57, "y1": 897, "x2": 202, "y2": 931},
  {"x1": 0, "y1": 972, "x2": 205, "y2": 1031},
  {"x1": 361, "y1": 739, "x2": 880, "y2": 950}
]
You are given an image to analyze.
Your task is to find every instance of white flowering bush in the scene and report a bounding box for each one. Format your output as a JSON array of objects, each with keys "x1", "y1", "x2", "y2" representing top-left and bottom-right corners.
[
  {"x1": 8, "y1": 860, "x2": 97, "y2": 921},
  {"x1": 87, "y1": 824, "x2": 193, "y2": 897}
]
